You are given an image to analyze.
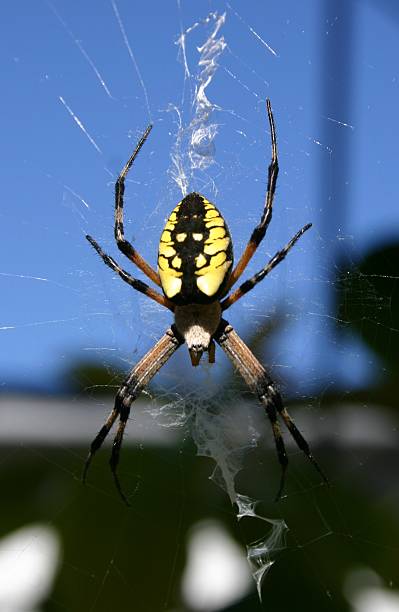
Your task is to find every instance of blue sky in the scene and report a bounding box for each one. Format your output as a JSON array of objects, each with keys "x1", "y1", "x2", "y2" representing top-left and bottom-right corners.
[{"x1": 1, "y1": 1, "x2": 398, "y2": 393}]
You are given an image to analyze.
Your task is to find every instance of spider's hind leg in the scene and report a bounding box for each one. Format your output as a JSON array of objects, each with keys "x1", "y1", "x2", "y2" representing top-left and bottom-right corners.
[
  {"x1": 83, "y1": 395, "x2": 133, "y2": 507},
  {"x1": 215, "y1": 320, "x2": 329, "y2": 500},
  {"x1": 278, "y1": 406, "x2": 329, "y2": 487},
  {"x1": 82, "y1": 406, "x2": 119, "y2": 484},
  {"x1": 108, "y1": 391, "x2": 135, "y2": 507},
  {"x1": 82, "y1": 390, "x2": 135, "y2": 507},
  {"x1": 259, "y1": 389, "x2": 289, "y2": 501},
  {"x1": 83, "y1": 327, "x2": 183, "y2": 505}
]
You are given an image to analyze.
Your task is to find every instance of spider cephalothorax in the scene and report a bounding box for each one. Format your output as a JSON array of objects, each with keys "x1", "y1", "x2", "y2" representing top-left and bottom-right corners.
[
  {"x1": 84, "y1": 100, "x2": 328, "y2": 505},
  {"x1": 174, "y1": 301, "x2": 221, "y2": 366}
]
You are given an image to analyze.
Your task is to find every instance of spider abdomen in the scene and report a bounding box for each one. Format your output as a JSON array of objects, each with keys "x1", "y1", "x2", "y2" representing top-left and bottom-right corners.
[{"x1": 158, "y1": 192, "x2": 233, "y2": 304}]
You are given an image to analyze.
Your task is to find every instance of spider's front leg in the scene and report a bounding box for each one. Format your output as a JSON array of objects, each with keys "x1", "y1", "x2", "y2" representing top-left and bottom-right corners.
[
  {"x1": 214, "y1": 319, "x2": 329, "y2": 499},
  {"x1": 83, "y1": 326, "x2": 183, "y2": 505}
]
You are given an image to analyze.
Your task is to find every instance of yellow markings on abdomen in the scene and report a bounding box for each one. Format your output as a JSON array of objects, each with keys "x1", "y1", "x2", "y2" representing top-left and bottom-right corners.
[
  {"x1": 205, "y1": 217, "x2": 224, "y2": 228},
  {"x1": 195, "y1": 247, "x2": 231, "y2": 296},
  {"x1": 161, "y1": 230, "x2": 172, "y2": 243},
  {"x1": 158, "y1": 237, "x2": 183, "y2": 295},
  {"x1": 158, "y1": 203, "x2": 183, "y2": 298},
  {"x1": 196, "y1": 261, "x2": 232, "y2": 296},
  {"x1": 202, "y1": 224, "x2": 230, "y2": 259},
  {"x1": 193, "y1": 208, "x2": 231, "y2": 296},
  {"x1": 158, "y1": 192, "x2": 233, "y2": 302},
  {"x1": 159, "y1": 243, "x2": 176, "y2": 258},
  {"x1": 196, "y1": 251, "x2": 227, "y2": 276},
  {"x1": 158, "y1": 255, "x2": 169, "y2": 271},
  {"x1": 205, "y1": 209, "x2": 219, "y2": 219},
  {"x1": 159, "y1": 271, "x2": 182, "y2": 298},
  {"x1": 205, "y1": 227, "x2": 225, "y2": 241},
  {"x1": 171, "y1": 255, "x2": 182, "y2": 269},
  {"x1": 195, "y1": 253, "x2": 207, "y2": 268},
  {"x1": 204, "y1": 237, "x2": 230, "y2": 256}
]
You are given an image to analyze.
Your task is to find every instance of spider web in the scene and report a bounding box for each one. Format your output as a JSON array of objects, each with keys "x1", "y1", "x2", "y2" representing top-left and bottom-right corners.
[{"x1": 1, "y1": 1, "x2": 399, "y2": 611}]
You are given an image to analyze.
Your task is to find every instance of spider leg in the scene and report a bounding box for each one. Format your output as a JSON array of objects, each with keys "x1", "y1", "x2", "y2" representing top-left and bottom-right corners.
[
  {"x1": 109, "y1": 399, "x2": 131, "y2": 506},
  {"x1": 260, "y1": 390, "x2": 288, "y2": 501},
  {"x1": 278, "y1": 407, "x2": 329, "y2": 485},
  {"x1": 226, "y1": 99, "x2": 279, "y2": 290},
  {"x1": 114, "y1": 124, "x2": 161, "y2": 287},
  {"x1": 83, "y1": 326, "x2": 184, "y2": 505},
  {"x1": 221, "y1": 223, "x2": 311, "y2": 310},
  {"x1": 86, "y1": 235, "x2": 174, "y2": 311},
  {"x1": 82, "y1": 406, "x2": 119, "y2": 484},
  {"x1": 214, "y1": 320, "x2": 328, "y2": 499}
]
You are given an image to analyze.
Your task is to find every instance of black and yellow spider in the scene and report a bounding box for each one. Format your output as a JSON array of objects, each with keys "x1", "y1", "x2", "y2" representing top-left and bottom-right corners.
[{"x1": 84, "y1": 99, "x2": 328, "y2": 504}]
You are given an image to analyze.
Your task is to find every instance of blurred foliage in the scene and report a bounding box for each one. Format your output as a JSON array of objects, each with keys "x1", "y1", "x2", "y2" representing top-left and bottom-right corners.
[
  {"x1": 0, "y1": 441, "x2": 398, "y2": 611},
  {"x1": 66, "y1": 362, "x2": 125, "y2": 396},
  {"x1": 332, "y1": 241, "x2": 399, "y2": 409},
  {"x1": 338, "y1": 242, "x2": 399, "y2": 375}
]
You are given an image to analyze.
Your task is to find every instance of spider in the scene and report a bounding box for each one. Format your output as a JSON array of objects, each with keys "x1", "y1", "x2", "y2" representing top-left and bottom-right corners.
[{"x1": 83, "y1": 99, "x2": 328, "y2": 504}]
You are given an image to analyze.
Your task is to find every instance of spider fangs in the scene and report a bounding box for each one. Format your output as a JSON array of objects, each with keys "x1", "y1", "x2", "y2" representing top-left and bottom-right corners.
[
  {"x1": 174, "y1": 302, "x2": 221, "y2": 366},
  {"x1": 84, "y1": 99, "x2": 329, "y2": 505}
]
